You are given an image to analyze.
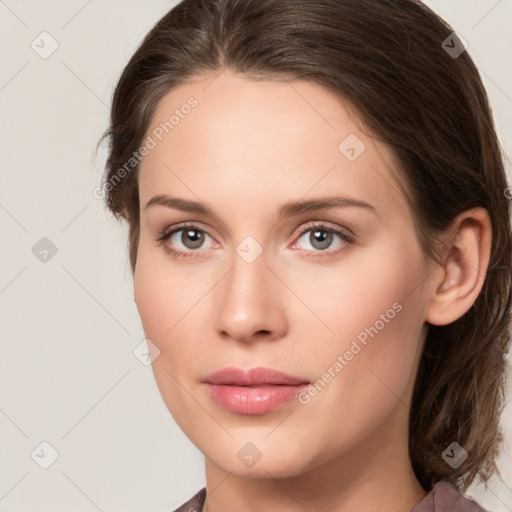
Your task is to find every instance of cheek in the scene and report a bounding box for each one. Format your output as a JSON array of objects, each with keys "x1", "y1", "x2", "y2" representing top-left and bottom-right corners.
[
  {"x1": 133, "y1": 239, "x2": 219, "y2": 376},
  {"x1": 134, "y1": 236, "x2": 206, "y2": 339},
  {"x1": 291, "y1": 235, "x2": 423, "y2": 337},
  {"x1": 289, "y1": 267, "x2": 426, "y2": 472},
  {"x1": 134, "y1": 248, "x2": 209, "y2": 428},
  {"x1": 292, "y1": 235, "x2": 427, "y2": 397}
]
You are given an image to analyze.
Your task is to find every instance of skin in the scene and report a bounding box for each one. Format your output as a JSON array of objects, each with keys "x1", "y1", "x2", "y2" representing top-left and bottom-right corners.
[{"x1": 133, "y1": 70, "x2": 491, "y2": 512}]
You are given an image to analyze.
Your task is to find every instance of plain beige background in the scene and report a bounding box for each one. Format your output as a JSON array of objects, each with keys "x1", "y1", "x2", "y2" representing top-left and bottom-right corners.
[{"x1": 0, "y1": 1, "x2": 511, "y2": 511}]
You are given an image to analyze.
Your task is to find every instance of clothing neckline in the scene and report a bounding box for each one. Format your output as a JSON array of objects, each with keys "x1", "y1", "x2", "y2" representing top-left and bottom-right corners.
[{"x1": 171, "y1": 480, "x2": 487, "y2": 512}]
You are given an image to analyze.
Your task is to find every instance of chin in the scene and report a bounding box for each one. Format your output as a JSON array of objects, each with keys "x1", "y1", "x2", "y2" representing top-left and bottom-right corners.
[{"x1": 199, "y1": 434, "x2": 321, "y2": 479}]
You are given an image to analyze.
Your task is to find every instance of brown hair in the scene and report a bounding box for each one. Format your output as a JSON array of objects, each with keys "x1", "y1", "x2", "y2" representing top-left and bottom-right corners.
[{"x1": 98, "y1": 0, "x2": 512, "y2": 493}]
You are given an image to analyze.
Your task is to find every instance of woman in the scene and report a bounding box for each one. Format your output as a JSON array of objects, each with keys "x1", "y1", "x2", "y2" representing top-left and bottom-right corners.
[{"x1": 98, "y1": 0, "x2": 512, "y2": 510}]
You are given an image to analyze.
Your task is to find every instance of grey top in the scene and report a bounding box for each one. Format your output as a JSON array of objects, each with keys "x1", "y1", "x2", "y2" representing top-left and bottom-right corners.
[{"x1": 170, "y1": 480, "x2": 488, "y2": 511}]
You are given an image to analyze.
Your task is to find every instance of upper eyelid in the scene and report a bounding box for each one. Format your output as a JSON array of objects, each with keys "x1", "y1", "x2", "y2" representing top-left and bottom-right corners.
[
  {"x1": 164, "y1": 219, "x2": 347, "y2": 235},
  {"x1": 296, "y1": 220, "x2": 352, "y2": 234},
  {"x1": 162, "y1": 221, "x2": 213, "y2": 238}
]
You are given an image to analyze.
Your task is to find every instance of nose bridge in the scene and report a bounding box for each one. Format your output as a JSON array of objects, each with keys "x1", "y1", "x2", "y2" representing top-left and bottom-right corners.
[{"x1": 214, "y1": 239, "x2": 286, "y2": 342}]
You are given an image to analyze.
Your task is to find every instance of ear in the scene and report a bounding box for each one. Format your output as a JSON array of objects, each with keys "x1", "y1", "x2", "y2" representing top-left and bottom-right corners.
[{"x1": 425, "y1": 207, "x2": 492, "y2": 326}]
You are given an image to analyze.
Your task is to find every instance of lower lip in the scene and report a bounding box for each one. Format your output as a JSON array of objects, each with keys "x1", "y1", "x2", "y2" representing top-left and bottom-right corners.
[{"x1": 204, "y1": 383, "x2": 309, "y2": 415}]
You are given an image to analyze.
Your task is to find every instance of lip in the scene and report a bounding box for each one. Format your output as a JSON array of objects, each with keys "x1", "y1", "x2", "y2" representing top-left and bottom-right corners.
[
  {"x1": 202, "y1": 366, "x2": 309, "y2": 386},
  {"x1": 202, "y1": 367, "x2": 310, "y2": 415}
]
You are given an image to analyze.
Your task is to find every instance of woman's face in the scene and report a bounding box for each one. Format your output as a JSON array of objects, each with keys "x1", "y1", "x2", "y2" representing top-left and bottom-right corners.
[{"x1": 134, "y1": 70, "x2": 432, "y2": 478}]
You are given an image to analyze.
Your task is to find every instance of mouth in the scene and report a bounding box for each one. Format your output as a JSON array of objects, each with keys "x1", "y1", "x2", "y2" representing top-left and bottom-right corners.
[{"x1": 202, "y1": 367, "x2": 310, "y2": 415}]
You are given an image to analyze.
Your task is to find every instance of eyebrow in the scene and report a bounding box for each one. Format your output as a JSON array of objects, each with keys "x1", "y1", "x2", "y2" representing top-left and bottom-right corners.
[{"x1": 144, "y1": 194, "x2": 378, "y2": 219}]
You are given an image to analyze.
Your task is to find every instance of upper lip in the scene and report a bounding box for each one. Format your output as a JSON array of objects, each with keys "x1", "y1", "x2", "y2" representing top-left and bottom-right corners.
[{"x1": 202, "y1": 367, "x2": 309, "y2": 386}]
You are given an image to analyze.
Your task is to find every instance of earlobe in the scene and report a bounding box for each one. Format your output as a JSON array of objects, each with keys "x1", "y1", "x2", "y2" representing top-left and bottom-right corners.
[{"x1": 425, "y1": 208, "x2": 492, "y2": 327}]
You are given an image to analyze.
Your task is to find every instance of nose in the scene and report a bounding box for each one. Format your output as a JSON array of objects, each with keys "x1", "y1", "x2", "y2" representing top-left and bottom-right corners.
[{"x1": 214, "y1": 247, "x2": 288, "y2": 344}]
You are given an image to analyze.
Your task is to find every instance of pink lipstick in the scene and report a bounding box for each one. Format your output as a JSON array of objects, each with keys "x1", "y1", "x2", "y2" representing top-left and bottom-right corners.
[{"x1": 202, "y1": 367, "x2": 309, "y2": 415}]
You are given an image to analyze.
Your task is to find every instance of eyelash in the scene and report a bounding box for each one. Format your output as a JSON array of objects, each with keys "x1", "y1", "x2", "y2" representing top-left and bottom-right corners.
[{"x1": 156, "y1": 222, "x2": 356, "y2": 260}]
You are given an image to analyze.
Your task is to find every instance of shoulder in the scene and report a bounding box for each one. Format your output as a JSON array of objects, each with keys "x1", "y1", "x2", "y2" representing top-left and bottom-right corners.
[
  {"x1": 167, "y1": 487, "x2": 206, "y2": 512},
  {"x1": 411, "y1": 481, "x2": 490, "y2": 512}
]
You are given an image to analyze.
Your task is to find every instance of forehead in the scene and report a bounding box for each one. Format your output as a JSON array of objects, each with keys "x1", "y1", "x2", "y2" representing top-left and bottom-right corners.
[{"x1": 138, "y1": 70, "x2": 407, "y2": 220}]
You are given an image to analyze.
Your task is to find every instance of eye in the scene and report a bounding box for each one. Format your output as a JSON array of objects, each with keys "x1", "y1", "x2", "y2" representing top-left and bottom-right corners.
[
  {"x1": 156, "y1": 221, "x2": 355, "y2": 260},
  {"x1": 156, "y1": 223, "x2": 216, "y2": 258},
  {"x1": 290, "y1": 222, "x2": 355, "y2": 258}
]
